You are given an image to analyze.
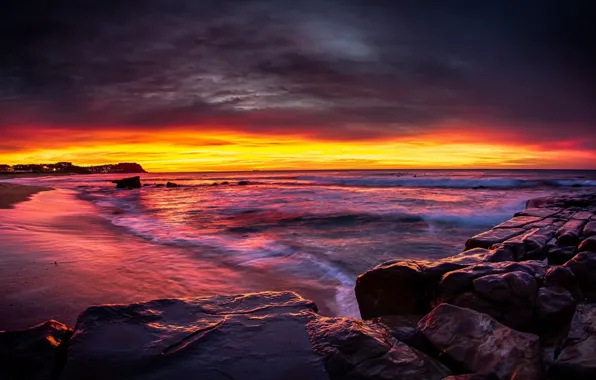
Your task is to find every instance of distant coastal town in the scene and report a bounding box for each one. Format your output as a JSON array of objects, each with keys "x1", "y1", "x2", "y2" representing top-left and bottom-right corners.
[{"x1": 0, "y1": 162, "x2": 146, "y2": 174}]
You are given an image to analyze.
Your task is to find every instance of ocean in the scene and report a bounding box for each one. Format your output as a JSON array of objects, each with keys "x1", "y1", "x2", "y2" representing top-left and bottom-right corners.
[{"x1": 1, "y1": 169, "x2": 595, "y2": 328}]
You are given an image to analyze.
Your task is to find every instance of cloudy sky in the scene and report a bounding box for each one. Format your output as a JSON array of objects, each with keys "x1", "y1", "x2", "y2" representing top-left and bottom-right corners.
[{"x1": 0, "y1": 0, "x2": 594, "y2": 170}]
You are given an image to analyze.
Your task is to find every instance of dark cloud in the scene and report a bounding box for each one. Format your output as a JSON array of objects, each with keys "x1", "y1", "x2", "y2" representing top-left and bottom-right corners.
[{"x1": 0, "y1": 0, "x2": 594, "y2": 146}]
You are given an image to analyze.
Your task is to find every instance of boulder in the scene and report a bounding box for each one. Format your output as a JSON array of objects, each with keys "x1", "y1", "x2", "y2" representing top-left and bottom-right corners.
[
  {"x1": 356, "y1": 251, "x2": 488, "y2": 319},
  {"x1": 221, "y1": 181, "x2": 229, "y2": 185},
  {"x1": 0, "y1": 320, "x2": 72, "y2": 380},
  {"x1": 307, "y1": 316, "x2": 451, "y2": 380},
  {"x1": 418, "y1": 304, "x2": 543, "y2": 380},
  {"x1": 113, "y1": 176, "x2": 141, "y2": 189},
  {"x1": 465, "y1": 228, "x2": 525, "y2": 250},
  {"x1": 166, "y1": 181, "x2": 179, "y2": 188},
  {"x1": 467, "y1": 271, "x2": 537, "y2": 331},
  {"x1": 578, "y1": 236, "x2": 596, "y2": 252},
  {"x1": 356, "y1": 261, "x2": 436, "y2": 319},
  {"x1": 564, "y1": 251, "x2": 596, "y2": 301},
  {"x1": 238, "y1": 180, "x2": 250, "y2": 185},
  {"x1": 484, "y1": 244, "x2": 514, "y2": 262},
  {"x1": 437, "y1": 261, "x2": 545, "y2": 302},
  {"x1": 557, "y1": 219, "x2": 587, "y2": 245},
  {"x1": 549, "y1": 304, "x2": 596, "y2": 379},
  {"x1": 544, "y1": 266, "x2": 582, "y2": 300},
  {"x1": 583, "y1": 221, "x2": 596, "y2": 237},
  {"x1": 535, "y1": 286, "x2": 577, "y2": 329},
  {"x1": 547, "y1": 245, "x2": 577, "y2": 265}
]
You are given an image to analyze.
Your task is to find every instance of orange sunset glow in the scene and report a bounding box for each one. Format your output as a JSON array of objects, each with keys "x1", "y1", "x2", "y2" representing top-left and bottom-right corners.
[{"x1": 1, "y1": 126, "x2": 594, "y2": 171}]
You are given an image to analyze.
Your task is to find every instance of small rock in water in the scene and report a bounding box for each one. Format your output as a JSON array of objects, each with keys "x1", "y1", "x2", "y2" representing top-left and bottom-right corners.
[
  {"x1": 166, "y1": 181, "x2": 179, "y2": 188},
  {"x1": 237, "y1": 180, "x2": 250, "y2": 185},
  {"x1": 113, "y1": 176, "x2": 141, "y2": 189}
]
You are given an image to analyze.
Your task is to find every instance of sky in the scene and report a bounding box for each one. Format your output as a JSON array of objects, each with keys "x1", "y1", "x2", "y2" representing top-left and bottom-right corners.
[{"x1": 0, "y1": 0, "x2": 595, "y2": 171}]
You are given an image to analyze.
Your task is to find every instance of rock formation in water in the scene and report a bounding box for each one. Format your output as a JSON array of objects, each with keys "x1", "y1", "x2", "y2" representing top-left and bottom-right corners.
[{"x1": 113, "y1": 176, "x2": 142, "y2": 189}]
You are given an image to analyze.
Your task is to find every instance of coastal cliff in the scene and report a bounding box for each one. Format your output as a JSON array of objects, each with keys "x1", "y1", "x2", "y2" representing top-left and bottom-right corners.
[
  {"x1": 1, "y1": 192, "x2": 595, "y2": 380},
  {"x1": 0, "y1": 162, "x2": 147, "y2": 174}
]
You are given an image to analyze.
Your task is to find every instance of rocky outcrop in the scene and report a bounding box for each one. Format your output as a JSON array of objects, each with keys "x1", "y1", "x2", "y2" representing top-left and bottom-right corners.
[
  {"x1": 307, "y1": 316, "x2": 451, "y2": 380},
  {"x1": 355, "y1": 249, "x2": 492, "y2": 319},
  {"x1": 564, "y1": 251, "x2": 596, "y2": 301},
  {"x1": 0, "y1": 320, "x2": 72, "y2": 380},
  {"x1": 57, "y1": 291, "x2": 452, "y2": 380},
  {"x1": 418, "y1": 304, "x2": 543, "y2": 380},
  {"x1": 549, "y1": 304, "x2": 596, "y2": 379},
  {"x1": 113, "y1": 176, "x2": 141, "y2": 189},
  {"x1": 465, "y1": 228, "x2": 526, "y2": 250},
  {"x1": 61, "y1": 291, "x2": 325, "y2": 380}
]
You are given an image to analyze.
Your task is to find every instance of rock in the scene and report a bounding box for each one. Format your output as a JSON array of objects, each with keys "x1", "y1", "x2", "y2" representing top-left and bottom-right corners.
[
  {"x1": 523, "y1": 226, "x2": 559, "y2": 259},
  {"x1": 484, "y1": 244, "x2": 515, "y2": 262},
  {"x1": 418, "y1": 304, "x2": 543, "y2": 380},
  {"x1": 61, "y1": 291, "x2": 450, "y2": 380},
  {"x1": 166, "y1": 181, "x2": 179, "y2": 188},
  {"x1": 583, "y1": 221, "x2": 596, "y2": 237},
  {"x1": 61, "y1": 291, "x2": 328, "y2": 380},
  {"x1": 494, "y1": 216, "x2": 542, "y2": 229},
  {"x1": 237, "y1": 180, "x2": 250, "y2": 185},
  {"x1": 113, "y1": 176, "x2": 141, "y2": 189},
  {"x1": 549, "y1": 304, "x2": 596, "y2": 379},
  {"x1": 564, "y1": 251, "x2": 596, "y2": 301},
  {"x1": 0, "y1": 320, "x2": 72, "y2": 380},
  {"x1": 515, "y1": 207, "x2": 561, "y2": 218},
  {"x1": 356, "y1": 261, "x2": 436, "y2": 319},
  {"x1": 470, "y1": 271, "x2": 537, "y2": 330},
  {"x1": 155, "y1": 184, "x2": 165, "y2": 187},
  {"x1": 557, "y1": 219, "x2": 587, "y2": 245},
  {"x1": 221, "y1": 181, "x2": 229, "y2": 185},
  {"x1": 437, "y1": 261, "x2": 545, "y2": 302},
  {"x1": 211, "y1": 182, "x2": 219, "y2": 186},
  {"x1": 356, "y1": 251, "x2": 488, "y2": 319},
  {"x1": 465, "y1": 228, "x2": 525, "y2": 250},
  {"x1": 578, "y1": 236, "x2": 596, "y2": 252},
  {"x1": 535, "y1": 286, "x2": 576, "y2": 330},
  {"x1": 547, "y1": 245, "x2": 577, "y2": 265},
  {"x1": 544, "y1": 266, "x2": 583, "y2": 300},
  {"x1": 572, "y1": 211, "x2": 594, "y2": 220},
  {"x1": 307, "y1": 316, "x2": 451, "y2": 380},
  {"x1": 372, "y1": 315, "x2": 436, "y2": 354}
]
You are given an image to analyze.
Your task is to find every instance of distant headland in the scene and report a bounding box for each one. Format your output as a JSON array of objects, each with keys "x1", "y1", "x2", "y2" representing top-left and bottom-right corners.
[{"x1": 0, "y1": 162, "x2": 147, "y2": 174}]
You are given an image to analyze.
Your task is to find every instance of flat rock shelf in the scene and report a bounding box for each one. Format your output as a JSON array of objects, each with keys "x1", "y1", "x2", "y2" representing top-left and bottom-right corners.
[{"x1": 2, "y1": 192, "x2": 596, "y2": 380}]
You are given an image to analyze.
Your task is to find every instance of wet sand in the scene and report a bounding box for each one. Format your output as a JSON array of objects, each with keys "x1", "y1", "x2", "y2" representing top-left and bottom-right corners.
[
  {"x1": 0, "y1": 182, "x2": 53, "y2": 208},
  {"x1": 0, "y1": 189, "x2": 338, "y2": 330}
]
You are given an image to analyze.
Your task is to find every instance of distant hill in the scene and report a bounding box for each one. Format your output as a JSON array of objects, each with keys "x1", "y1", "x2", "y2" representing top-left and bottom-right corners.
[{"x1": 0, "y1": 162, "x2": 147, "y2": 174}]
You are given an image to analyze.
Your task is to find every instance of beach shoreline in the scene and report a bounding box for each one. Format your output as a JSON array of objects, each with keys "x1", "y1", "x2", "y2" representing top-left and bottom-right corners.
[{"x1": 0, "y1": 183, "x2": 53, "y2": 209}]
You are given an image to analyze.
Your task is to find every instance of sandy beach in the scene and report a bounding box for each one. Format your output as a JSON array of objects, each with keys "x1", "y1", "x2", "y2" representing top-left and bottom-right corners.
[{"x1": 0, "y1": 182, "x2": 53, "y2": 209}]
